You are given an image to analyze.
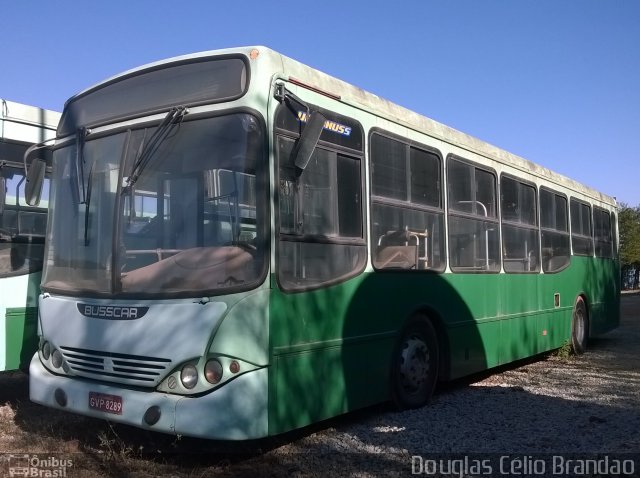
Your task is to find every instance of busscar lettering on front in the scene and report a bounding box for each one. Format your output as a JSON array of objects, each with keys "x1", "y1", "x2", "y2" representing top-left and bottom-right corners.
[
  {"x1": 77, "y1": 303, "x2": 149, "y2": 320},
  {"x1": 84, "y1": 305, "x2": 138, "y2": 319}
]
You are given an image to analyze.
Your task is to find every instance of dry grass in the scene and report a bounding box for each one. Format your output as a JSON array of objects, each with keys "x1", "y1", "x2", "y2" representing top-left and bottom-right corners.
[{"x1": 0, "y1": 371, "x2": 275, "y2": 477}]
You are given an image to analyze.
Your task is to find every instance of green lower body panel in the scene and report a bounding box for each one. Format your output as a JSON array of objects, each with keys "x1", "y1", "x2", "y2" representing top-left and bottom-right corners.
[
  {"x1": 270, "y1": 333, "x2": 393, "y2": 434},
  {"x1": 267, "y1": 257, "x2": 619, "y2": 436},
  {"x1": 5, "y1": 307, "x2": 39, "y2": 371}
]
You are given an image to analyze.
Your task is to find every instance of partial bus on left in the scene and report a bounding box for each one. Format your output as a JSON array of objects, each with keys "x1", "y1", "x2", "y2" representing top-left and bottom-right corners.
[{"x1": 1, "y1": 99, "x2": 60, "y2": 372}]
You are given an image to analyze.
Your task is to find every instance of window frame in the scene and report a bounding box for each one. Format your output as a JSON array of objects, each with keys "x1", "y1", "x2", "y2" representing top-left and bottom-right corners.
[
  {"x1": 446, "y1": 155, "x2": 500, "y2": 274},
  {"x1": 570, "y1": 197, "x2": 594, "y2": 257},
  {"x1": 593, "y1": 205, "x2": 613, "y2": 259},
  {"x1": 539, "y1": 186, "x2": 571, "y2": 273},
  {"x1": 274, "y1": 102, "x2": 367, "y2": 292},
  {"x1": 500, "y1": 173, "x2": 540, "y2": 274},
  {"x1": 369, "y1": 128, "x2": 445, "y2": 272}
]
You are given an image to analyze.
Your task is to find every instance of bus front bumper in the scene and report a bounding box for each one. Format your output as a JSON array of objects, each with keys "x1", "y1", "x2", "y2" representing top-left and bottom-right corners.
[{"x1": 29, "y1": 354, "x2": 268, "y2": 440}]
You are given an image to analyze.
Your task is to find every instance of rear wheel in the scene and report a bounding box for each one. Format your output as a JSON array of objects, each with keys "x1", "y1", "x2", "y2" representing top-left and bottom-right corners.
[
  {"x1": 391, "y1": 316, "x2": 439, "y2": 409},
  {"x1": 571, "y1": 296, "x2": 588, "y2": 354}
]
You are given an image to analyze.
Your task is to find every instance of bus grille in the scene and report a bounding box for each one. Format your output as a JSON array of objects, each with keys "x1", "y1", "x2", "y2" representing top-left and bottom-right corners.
[{"x1": 59, "y1": 346, "x2": 172, "y2": 385}]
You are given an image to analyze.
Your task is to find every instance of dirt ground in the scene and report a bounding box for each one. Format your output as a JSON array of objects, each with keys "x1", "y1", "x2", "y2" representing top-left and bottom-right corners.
[{"x1": 1, "y1": 293, "x2": 639, "y2": 477}]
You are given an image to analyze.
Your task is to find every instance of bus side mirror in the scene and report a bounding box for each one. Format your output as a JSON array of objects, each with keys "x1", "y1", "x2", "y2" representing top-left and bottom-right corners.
[
  {"x1": 293, "y1": 110, "x2": 326, "y2": 174},
  {"x1": 25, "y1": 158, "x2": 46, "y2": 206},
  {"x1": 0, "y1": 176, "x2": 5, "y2": 214}
]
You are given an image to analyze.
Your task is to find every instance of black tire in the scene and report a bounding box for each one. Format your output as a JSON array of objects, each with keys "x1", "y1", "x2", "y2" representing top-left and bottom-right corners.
[
  {"x1": 390, "y1": 316, "x2": 439, "y2": 410},
  {"x1": 571, "y1": 296, "x2": 589, "y2": 355}
]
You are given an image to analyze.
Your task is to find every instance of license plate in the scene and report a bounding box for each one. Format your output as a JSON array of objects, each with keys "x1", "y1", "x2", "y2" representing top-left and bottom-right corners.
[{"x1": 88, "y1": 391, "x2": 123, "y2": 415}]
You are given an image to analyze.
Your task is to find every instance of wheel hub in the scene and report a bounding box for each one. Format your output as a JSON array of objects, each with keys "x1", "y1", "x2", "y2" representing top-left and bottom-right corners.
[{"x1": 400, "y1": 336, "x2": 430, "y2": 392}]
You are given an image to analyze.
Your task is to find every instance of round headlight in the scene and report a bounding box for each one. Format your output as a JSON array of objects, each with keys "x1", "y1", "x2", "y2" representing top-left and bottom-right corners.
[
  {"x1": 229, "y1": 360, "x2": 240, "y2": 374},
  {"x1": 42, "y1": 341, "x2": 51, "y2": 360},
  {"x1": 180, "y1": 364, "x2": 198, "y2": 389},
  {"x1": 205, "y1": 359, "x2": 223, "y2": 384},
  {"x1": 51, "y1": 349, "x2": 63, "y2": 369}
]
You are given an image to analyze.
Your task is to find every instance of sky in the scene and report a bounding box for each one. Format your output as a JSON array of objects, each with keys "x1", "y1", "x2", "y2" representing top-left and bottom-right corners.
[{"x1": 2, "y1": 1, "x2": 639, "y2": 206}]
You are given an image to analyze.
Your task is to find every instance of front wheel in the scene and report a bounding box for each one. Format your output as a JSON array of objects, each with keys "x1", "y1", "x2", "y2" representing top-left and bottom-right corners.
[
  {"x1": 571, "y1": 296, "x2": 589, "y2": 354},
  {"x1": 391, "y1": 317, "x2": 439, "y2": 410}
]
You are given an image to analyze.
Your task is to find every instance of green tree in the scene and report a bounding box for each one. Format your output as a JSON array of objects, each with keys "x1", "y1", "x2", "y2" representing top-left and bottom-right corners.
[{"x1": 618, "y1": 203, "x2": 640, "y2": 288}]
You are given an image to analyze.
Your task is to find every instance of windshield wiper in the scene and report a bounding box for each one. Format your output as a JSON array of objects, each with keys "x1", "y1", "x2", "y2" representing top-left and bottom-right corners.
[
  {"x1": 124, "y1": 106, "x2": 188, "y2": 190},
  {"x1": 84, "y1": 162, "x2": 95, "y2": 246},
  {"x1": 76, "y1": 127, "x2": 89, "y2": 204}
]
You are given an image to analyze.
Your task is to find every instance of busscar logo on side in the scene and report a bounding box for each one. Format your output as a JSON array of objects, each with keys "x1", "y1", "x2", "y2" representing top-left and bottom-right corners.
[
  {"x1": 77, "y1": 304, "x2": 149, "y2": 320},
  {"x1": 297, "y1": 111, "x2": 352, "y2": 137}
]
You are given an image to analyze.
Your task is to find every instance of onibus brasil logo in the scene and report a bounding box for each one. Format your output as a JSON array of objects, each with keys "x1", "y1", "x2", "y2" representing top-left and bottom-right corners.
[{"x1": 7, "y1": 454, "x2": 73, "y2": 477}]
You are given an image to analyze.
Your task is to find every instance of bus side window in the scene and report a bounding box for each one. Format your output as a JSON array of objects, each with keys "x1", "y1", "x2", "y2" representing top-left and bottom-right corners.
[
  {"x1": 540, "y1": 188, "x2": 570, "y2": 272},
  {"x1": 447, "y1": 157, "x2": 500, "y2": 272},
  {"x1": 370, "y1": 132, "x2": 445, "y2": 271},
  {"x1": 594, "y1": 207, "x2": 613, "y2": 258},
  {"x1": 501, "y1": 176, "x2": 540, "y2": 273},
  {"x1": 275, "y1": 104, "x2": 366, "y2": 290},
  {"x1": 570, "y1": 198, "x2": 594, "y2": 256}
]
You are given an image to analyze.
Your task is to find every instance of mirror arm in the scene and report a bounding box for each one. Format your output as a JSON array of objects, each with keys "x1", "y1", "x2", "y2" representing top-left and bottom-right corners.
[
  {"x1": 275, "y1": 83, "x2": 311, "y2": 116},
  {"x1": 23, "y1": 138, "x2": 55, "y2": 176},
  {"x1": 274, "y1": 83, "x2": 327, "y2": 174}
]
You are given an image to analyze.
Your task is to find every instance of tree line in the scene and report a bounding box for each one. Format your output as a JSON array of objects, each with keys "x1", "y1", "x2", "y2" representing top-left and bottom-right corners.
[{"x1": 619, "y1": 203, "x2": 640, "y2": 289}]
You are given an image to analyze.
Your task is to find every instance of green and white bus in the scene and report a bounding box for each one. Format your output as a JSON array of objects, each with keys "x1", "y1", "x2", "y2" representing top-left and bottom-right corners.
[
  {"x1": 1, "y1": 99, "x2": 59, "y2": 372},
  {"x1": 28, "y1": 47, "x2": 619, "y2": 439}
]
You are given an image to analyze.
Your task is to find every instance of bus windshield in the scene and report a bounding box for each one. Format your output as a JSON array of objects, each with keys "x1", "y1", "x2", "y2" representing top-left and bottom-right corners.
[{"x1": 43, "y1": 112, "x2": 266, "y2": 297}]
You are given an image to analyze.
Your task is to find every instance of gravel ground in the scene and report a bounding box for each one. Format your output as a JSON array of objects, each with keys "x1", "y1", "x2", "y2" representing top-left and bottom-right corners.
[
  {"x1": 229, "y1": 293, "x2": 640, "y2": 477},
  {"x1": 1, "y1": 293, "x2": 639, "y2": 477}
]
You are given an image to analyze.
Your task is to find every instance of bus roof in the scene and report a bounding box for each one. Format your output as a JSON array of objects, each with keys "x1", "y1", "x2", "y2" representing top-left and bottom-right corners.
[{"x1": 63, "y1": 46, "x2": 617, "y2": 207}]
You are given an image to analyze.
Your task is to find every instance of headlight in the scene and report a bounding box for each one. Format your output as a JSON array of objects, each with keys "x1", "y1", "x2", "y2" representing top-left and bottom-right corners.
[
  {"x1": 205, "y1": 359, "x2": 223, "y2": 384},
  {"x1": 180, "y1": 364, "x2": 198, "y2": 389},
  {"x1": 51, "y1": 349, "x2": 63, "y2": 369},
  {"x1": 42, "y1": 341, "x2": 51, "y2": 360}
]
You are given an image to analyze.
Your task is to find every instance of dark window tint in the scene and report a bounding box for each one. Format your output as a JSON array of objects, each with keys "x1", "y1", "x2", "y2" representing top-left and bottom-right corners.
[
  {"x1": 539, "y1": 189, "x2": 570, "y2": 272},
  {"x1": 447, "y1": 157, "x2": 500, "y2": 272},
  {"x1": 371, "y1": 134, "x2": 406, "y2": 201},
  {"x1": 501, "y1": 177, "x2": 539, "y2": 273},
  {"x1": 372, "y1": 204, "x2": 445, "y2": 271},
  {"x1": 371, "y1": 134, "x2": 440, "y2": 208},
  {"x1": 448, "y1": 216, "x2": 500, "y2": 271},
  {"x1": 410, "y1": 147, "x2": 440, "y2": 207},
  {"x1": 540, "y1": 189, "x2": 568, "y2": 232},
  {"x1": 501, "y1": 176, "x2": 536, "y2": 226},
  {"x1": 502, "y1": 225, "x2": 540, "y2": 273},
  {"x1": 448, "y1": 159, "x2": 497, "y2": 218},
  {"x1": 594, "y1": 207, "x2": 612, "y2": 258},
  {"x1": 570, "y1": 199, "x2": 593, "y2": 256},
  {"x1": 475, "y1": 169, "x2": 498, "y2": 219},
  {"x1": 279, "y1": 137, "x2": 362, "y2": 239},
  {"x1": 370, "y1": 133, "x2": 444, "y2": 271}
]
